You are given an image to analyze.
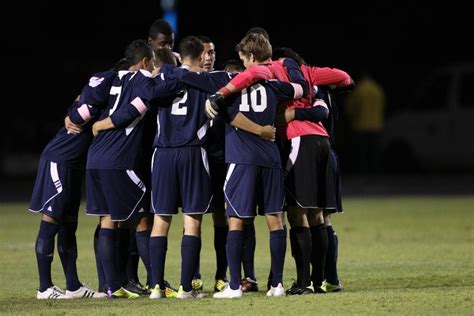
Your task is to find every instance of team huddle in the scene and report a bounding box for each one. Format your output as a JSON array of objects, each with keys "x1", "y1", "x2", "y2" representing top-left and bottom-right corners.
[{"x1": 29, "y1": 19, "x2": 353, "y2": 300}]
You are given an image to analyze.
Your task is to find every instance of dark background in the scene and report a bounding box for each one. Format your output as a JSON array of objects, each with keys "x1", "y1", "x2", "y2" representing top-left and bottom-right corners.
[{"x1": 2, "y1": 1, "x2": 473, "y2": 192}]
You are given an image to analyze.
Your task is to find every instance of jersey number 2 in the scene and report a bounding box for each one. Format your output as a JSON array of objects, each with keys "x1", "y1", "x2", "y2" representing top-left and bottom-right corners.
[{"x1": 171, "y1": 91, "x2": 188, "y2": 115}]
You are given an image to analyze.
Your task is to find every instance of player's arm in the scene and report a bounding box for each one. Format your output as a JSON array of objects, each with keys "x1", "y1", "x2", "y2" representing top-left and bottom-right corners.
[
  {"x1": 217, "y1": 65, "x2": 273, "y2": 97},
  {"x1": 161, "y1": 64, "x2": 232, "y2": 94},
  {"x1": 136, "y1": 70, "x2": 185, "y2": 102},
  {"x1": 284, "y1": 99, "x2": 329, "y2": 123},
  {"x1": 311, "y1": 66, "x2": 354, "y2": 91},
  {"x1": 231, "y1": 113, "x2": 276, "y2": 141},
  {"x1": 282, "y1": 58, "x2": 308, "y2": 97},
  {"x1": 64, "y1": 97, "x2": 83, "y2": 134}
]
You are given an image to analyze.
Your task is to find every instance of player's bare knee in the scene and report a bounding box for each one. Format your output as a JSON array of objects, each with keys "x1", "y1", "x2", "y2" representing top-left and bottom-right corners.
[
  {"x1": 266, "y1": 213, "x2": 284, "y2": 231},
  {"x1": 183, "y1": 214, "x2": 202, "y2": 236},
  {"x1": 100, "y1": 216, "x2": 115, "y2": 229},
  {"x1": 228, "y1": 216, "x2": 244, "y2": 231},
  {"x1": 151, "y1": 215, "x2": 172, "y2": 236},
  {"x1": 135, "y1": 215, "x2": 151, "y2": 232},
  {"x1": 41, "y1": 214, "x2": 58, "y2": 224},
  {"x1": 308, "y1": 208, "x2": 324, "y2": 226}
]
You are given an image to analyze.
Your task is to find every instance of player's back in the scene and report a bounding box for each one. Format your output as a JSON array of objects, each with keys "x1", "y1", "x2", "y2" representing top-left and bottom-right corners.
[
  {"x1": 153, "y1": 86, "x2": 209, "y2": 148},
  {"x1": 225, "y1": 81, "x2": 285, "y2": 169},
  {"x1": 87, "y1": 70, "x2": 153, "y2": 170}
]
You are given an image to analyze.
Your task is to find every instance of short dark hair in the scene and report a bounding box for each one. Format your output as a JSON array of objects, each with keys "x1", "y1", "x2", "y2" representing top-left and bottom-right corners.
[
  {"x1": 197, "y1": 35, "x2": 212, "y2": 44},
  {"x1": 155, "y1": 48, "x2": 177, "y2": 67},
  {"x1": 246, "y1": 27, "x2": 270, "y2": 41},
  {"x1": 179, "y1": 36, "x2": 204, "y2": 60},
  {"x1": 124, "y1": 39, "x2": 154, "y2": 65},
  {"x1": 223, "y1": 59, "x2": 244, "y2": 73},
  {"x1": 273, "y1": 47, "x2": 306, "y2": 66},
  {"x1": 111, "y1": 58, "x2": 131, "y2": 71},
  {"x1": 148, "y1": 19, "x2": 174, "y2": 39}
]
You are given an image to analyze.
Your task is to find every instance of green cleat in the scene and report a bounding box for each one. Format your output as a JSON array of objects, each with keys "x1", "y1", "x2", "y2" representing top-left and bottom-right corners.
[
  {"x1": 214, "y1": 279, "x2": 229, "y2": 292},
  {"x1": 322, "y1": 280, "x2": 343, "y2": 293},
  {"x1": 149, "y1": 285, "x2": 164, "y2": 299},
  {"x1": 109, "y1": 287, "x2": 140, "y2": 299},
  {"x1": 192, "y1": 278, "x2": 203, "y2": 291}
]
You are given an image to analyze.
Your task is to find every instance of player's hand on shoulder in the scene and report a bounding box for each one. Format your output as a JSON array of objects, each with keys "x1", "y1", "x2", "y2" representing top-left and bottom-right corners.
[
  {"x1": 64, "y1": 116, "x2": 83, "y2": 134},
  {"x1": 205, "y1": 99, "x2": 218, "y2": 119}
]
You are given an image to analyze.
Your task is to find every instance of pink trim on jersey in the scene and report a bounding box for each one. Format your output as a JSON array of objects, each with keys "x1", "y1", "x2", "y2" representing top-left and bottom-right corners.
[
  {"x1": 131, "y1": 97, "x2": 147, "y2": 114},
  {"x1": 314, "y1": 99, "x2": 328, "y2": 109},
  {"x1": 291, "y1": 83, "x2": 303, "y2": 99},
  {"x1": 77, "y1": 104, "x2": 91, "y2": 121}
]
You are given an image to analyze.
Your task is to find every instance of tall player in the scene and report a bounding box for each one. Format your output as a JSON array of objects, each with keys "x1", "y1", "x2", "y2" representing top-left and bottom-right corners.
[{"x1": 29, "y1": 68, "x2": 117, "y2": 299}]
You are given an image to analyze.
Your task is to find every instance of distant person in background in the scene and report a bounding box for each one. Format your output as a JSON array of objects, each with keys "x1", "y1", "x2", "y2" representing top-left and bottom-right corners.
[{"x1": 345, "y1": 68, "x2": 386, "y2": 173}]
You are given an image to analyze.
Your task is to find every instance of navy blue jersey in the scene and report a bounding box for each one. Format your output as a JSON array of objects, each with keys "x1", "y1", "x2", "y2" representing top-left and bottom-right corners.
[
  {"x1": 151, "y1": 67, "x2": 229, "y2": 148},
  {"x1": 225, "y1": 80, "x2": 300, "y2": 168},
  {"x1": 87, "y1": 70, "x2": 182, "y2": 170},
  {"x1": 41, "y1": 70, "x2": 116, "y2": 169}
]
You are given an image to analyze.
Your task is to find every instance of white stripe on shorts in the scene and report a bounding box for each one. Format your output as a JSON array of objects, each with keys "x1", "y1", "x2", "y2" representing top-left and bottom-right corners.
[{"x1": 285, "y1": 137, "x2": 301, "y2": 176}]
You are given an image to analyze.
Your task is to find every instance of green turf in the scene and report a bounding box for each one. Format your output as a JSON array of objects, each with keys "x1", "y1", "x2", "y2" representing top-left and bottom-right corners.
[{"x1": 0, "y1": 196, "x2": 473, "y2": 314}]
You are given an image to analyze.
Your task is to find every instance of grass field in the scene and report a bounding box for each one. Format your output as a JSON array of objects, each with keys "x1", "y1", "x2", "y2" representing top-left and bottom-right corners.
[{"x1": 0, "y1": 196, "x2": 473, "y2": 314}]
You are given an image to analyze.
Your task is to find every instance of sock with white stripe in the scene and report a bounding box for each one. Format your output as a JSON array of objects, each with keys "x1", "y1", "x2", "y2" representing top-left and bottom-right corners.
[{"x1": 36, "y1": 220, "x2": 60, "y2": 292}]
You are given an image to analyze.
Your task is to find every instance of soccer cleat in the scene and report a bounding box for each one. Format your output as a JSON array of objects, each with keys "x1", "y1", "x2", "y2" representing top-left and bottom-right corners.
[
  {"x1": 241, "y1": 277, "x2": 259, "y2": 292},
  {"x1": 108, "y1": 287, "x2": 140, "y2": 299},
  {"x1": 191, "y1": 278, "x2": 203, "y2": 291},
  {"x1": 285, "y1": 282, "x2": 314, "y2": 295},
  {"x1": 213, "y1": 284, "x2": 243, "y2": 299},
  {"x1": 266, "y1": 283, "x2": 286, "y2": 297},
  {"x1": 149, "y1": 285, "x2": 164, "y2": 299},
  {"x1": 123, "y1": 280, "x2": 149, "y2": 296},
  {"x1": 163, "y1": 280, "x2": 178, "y2": 298},
  {"x1": 214, "y1": 279, "x2": 229, "y2": 292},
  {"x1": 176, "y1": 286, "x2": 207, "y2": 299},
  {"x1": 65, "y1": 285, "x2": 107, "y2": 298},
  {"x1": 37, "y1": 286, "x2": 72, "y2": 299},
  {"x1": 322, "y1": 280, "x2": 343, "y2": 293}
]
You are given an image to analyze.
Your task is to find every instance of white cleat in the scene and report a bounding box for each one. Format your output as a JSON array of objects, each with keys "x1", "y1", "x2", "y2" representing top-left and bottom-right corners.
[
  {"x1": 176, "y1": 286, "x2": 207, "y2": 299},
  {"x1": 213, "y1": 284, "x2": 243, "y2": 299},
  {"x1": 266, "y1": 283, "x2": 286, "y2": 297},
  {"x1": 65, "y1": 285, "x2": 107, "y2": 298},
  {"x1": 149, "y1": 285, "x2": 164, "y2": 299},
  {"x1": 37, "y1": 286, "x2": 72, "y2": 299}
]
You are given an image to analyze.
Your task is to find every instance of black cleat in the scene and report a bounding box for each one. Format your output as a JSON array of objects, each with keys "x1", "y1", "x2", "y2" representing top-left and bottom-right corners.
[
  {"x1": 285, "y1": 282, "x2": 314, "y2": 295},
  {"x1": 123, "y1": 281, "x2": 149, "y2": 296}
]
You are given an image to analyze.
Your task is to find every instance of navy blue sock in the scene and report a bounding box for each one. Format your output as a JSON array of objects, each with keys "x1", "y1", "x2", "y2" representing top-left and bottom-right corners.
[
  {"x1": 226, "y1": 230, "x2": 244, "y2": 290},
  {"x1": 242, "y1": 223, "x2": 256, "y2": 280},
  {"x1": 270, "y1": 229, "x2": 287, "y2": 287},
  {"x1": 325, "y1": 225, "x2": 340, "y2": 284},
  {"x1": 135, "y1": 229, "x2": 151, "y2": 285},
  {"x1": 36, "y1": 220, "x2": 60, "y2": 292},
  {"x1": 193, "y1": 240, "x2": 202, "y2": 280},
  {"x1": 310, "y1": 224, "x2": 328, "y2": 287},
  {"x1": 290, "y1": 226, "x2": 312, "y2": 287},
  {"x1": 115, "y1": 228, "x2": 130, "y2": 286},
  {"x1": 149, "y1": 236, "x2": 167, "y2": 289},
  {"x1": 214, "y1": 225, "x2": 228, "y2": 280},
  {"x1": 181, "y1": 235, "x2": 201, "y2": 292},
  {"x1": 99, "y1": 228, "x2": 120, "y2": 292},
  {"x1": 57, "y1": 222, "x2": 81, "y2": 291},
  {"x1": 93, "y1": 225, "x2": 106, "y2": 291},
  {"x1": 127, "y1": 228, "x2": 139, "y2": 283}
]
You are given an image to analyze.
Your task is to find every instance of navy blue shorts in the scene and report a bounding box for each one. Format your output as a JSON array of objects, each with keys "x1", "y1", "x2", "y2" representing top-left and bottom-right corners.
[
  {"x1": 29, "y1": 159, "x2": 82, "y2": 221},
  {"x1": 209, "y1": 159, "x2": 226, "y2": 212},
  {"x1": 151, "y1": 147, "x2": 212, "y2": 216},
  {"x1": 86, "y1": 169, "x2": 146, "y2": 221},
  {"x1": 224, "y1": 164, "x2": 285, "y2": 218}
]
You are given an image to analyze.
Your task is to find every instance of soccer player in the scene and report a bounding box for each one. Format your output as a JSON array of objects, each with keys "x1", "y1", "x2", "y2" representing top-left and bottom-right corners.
[
  {"x1": 86, "y1": 39, "x2": 182, "y2": 299},
  {"x1": 29, "y1": 69, "x2": 117, "y2": 299},
  {"x1": 198, "y1": 35, "x2": 216, "y2": 72},
  {"x1": 207, "y1": 33, "x2": 307, "y2": 298},
  {"x1": 223, "y1": 45, "x2": 353, "y2": 294}
]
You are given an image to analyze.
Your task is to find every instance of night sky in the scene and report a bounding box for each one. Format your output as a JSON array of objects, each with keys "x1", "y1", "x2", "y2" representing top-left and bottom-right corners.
[{"x1": 3, "y1": 1, "x2": 472, "y2": 164}]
